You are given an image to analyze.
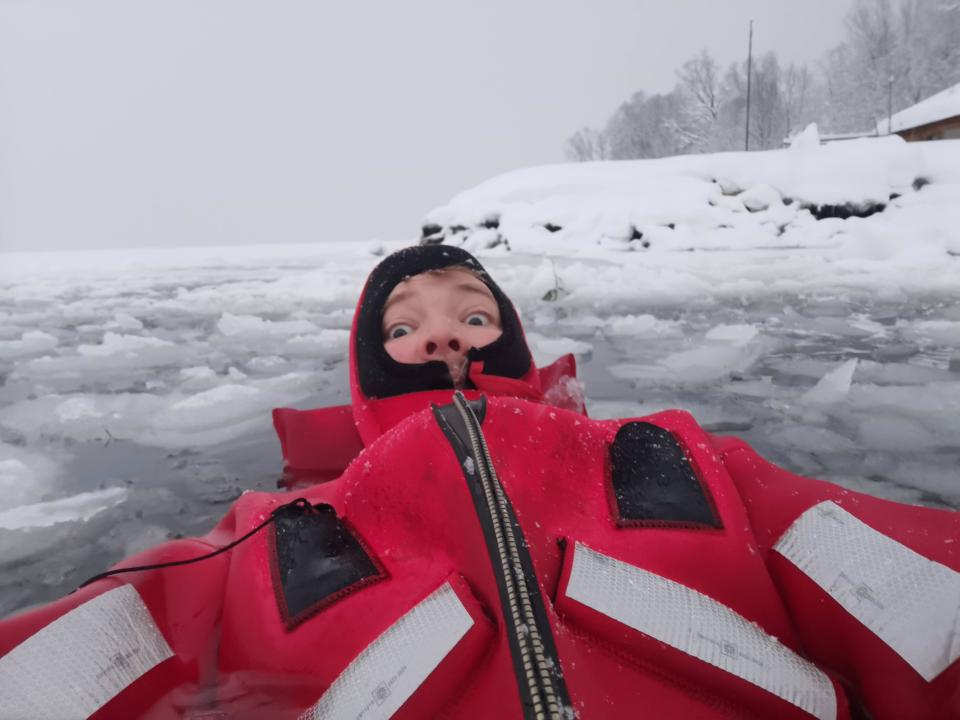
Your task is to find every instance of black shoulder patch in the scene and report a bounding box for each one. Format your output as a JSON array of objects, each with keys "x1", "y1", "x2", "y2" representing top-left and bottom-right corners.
[
  {"x1": 269, "y1": 503, "x2": 385, "y2": 629},
  {"x1": 608, "y1": 422, "x2": 721, "y2": 529}
]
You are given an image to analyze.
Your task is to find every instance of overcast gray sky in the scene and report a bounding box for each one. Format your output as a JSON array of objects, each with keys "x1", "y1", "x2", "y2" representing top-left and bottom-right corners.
[{"x1": 0, "y1": 0, "x2": 854, "y2": 252}]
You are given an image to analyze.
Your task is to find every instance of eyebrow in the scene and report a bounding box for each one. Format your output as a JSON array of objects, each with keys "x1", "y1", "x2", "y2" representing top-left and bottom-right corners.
[{"x1": 453, "y1": 282, "x2": 496, "y2": 301}]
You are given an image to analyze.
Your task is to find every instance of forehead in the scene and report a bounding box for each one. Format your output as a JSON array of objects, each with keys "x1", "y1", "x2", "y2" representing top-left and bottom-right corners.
[{"x1": 384, "y1": 268, "x2": 496, "y2": 312}]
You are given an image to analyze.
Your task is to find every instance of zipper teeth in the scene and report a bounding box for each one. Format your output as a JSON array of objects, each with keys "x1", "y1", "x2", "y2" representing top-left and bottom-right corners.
[
  {"x1": 476, "y1": 417, "x2": 560, "y2": 716},
  {"x1": 453, "y1": 393, "x2": 560, "y2": 720}
]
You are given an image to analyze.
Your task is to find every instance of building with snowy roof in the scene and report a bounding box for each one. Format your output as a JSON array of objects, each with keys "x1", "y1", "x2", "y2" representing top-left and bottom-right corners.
[{"x1": 876, "y1": 81, "x2": 960, "y2": 141}]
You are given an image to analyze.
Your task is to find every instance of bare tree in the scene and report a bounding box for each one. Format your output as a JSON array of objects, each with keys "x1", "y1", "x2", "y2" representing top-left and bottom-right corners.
[
  {"x1": 677, "y1": 49, "x2": 721, "y2": 123},
  {"x1": 783, "y1": 64, "x2": 815, "y2": 135},
  {"x1": 565, "y1": 127, "x2": 609, "y2": 162}
]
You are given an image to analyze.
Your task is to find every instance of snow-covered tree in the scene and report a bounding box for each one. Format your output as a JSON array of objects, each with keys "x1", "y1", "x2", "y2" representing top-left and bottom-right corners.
[{"x1": 563, "y1": 0, "x2": 960, "y2": 159}]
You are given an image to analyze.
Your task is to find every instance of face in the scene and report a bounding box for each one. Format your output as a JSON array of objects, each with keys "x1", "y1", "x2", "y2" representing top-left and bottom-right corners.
[{"x1": 382, "y1": 268, "x2": 503, "y2": 387}]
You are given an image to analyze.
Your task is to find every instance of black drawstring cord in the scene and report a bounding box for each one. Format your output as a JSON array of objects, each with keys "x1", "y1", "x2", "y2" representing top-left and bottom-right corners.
[{"x1": 75, "y1": 497, "x2": 315, "y2": 591}]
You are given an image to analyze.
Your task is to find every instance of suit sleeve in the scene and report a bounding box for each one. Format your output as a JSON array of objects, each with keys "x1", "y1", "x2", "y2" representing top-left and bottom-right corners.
[
  {"x1": 0, "y1": 513, "x2": 237, "y2": 719},
  {"x1": 710, "y1": 434, "x2": 960, "y2": 720}
]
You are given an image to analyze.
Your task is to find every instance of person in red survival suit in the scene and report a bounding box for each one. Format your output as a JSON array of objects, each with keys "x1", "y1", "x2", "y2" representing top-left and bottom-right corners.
[{"x1": 1, "y1": 245, "x2": 958, "y2": 720}]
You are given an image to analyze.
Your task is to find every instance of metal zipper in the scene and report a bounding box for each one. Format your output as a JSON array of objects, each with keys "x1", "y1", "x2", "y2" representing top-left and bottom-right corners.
[{"x1": 450, "y1": 391, "x2": 567, "y2": 720}]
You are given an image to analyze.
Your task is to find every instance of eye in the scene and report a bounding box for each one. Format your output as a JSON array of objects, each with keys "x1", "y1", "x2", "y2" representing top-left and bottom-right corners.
[
  {"x1": 387, "y1": 323, "x2": 413, "y2": 340},
  {"x1": 464, "y1": 313, "x2": 490, "y2": 327}
]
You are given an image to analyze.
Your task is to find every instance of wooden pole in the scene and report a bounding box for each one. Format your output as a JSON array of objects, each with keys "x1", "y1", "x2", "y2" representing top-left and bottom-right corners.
[
  {"x1": 745, "y1": 19, "x2": 753, "y2": 151},
  {"x1": 887, "y1": 75, "x2": 894, "y2": 135}
]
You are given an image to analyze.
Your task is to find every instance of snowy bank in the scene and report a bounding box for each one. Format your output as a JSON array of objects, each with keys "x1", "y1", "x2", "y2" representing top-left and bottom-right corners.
[{"x1": 424, "y1": 136, "x2": 960, "y2": 266}]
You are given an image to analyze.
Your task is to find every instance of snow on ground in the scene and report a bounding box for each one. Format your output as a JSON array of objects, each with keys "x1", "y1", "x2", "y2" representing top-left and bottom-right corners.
[
  {"x1": 1, "y1": 137, "x2": 959, "y2": 615},
  {"x1": 425, "y1": 135, "x2": 960, "y2": 264}
]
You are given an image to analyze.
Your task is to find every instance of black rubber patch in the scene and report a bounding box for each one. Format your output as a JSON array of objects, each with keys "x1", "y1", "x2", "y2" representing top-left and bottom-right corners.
[
  {"x1": 270, "y1": 503, "x2": 385, "y2": 629},
  {"x1": 609, "y1": 422, "x2": 721, "y2": 528}
]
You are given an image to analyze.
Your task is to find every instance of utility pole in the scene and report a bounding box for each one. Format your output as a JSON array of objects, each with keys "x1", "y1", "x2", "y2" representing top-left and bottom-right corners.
[
  {"x1": 887, "y1": 75, "x2": 894, "y2": 135},
  {"x1": 745, "y1": 19, "x2": 754, "y2": 151}
]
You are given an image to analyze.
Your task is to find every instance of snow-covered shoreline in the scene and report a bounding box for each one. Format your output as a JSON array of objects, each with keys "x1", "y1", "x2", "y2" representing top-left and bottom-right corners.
[{"x1": 425, "y1": 135, "x2": 960, "y2": 262}]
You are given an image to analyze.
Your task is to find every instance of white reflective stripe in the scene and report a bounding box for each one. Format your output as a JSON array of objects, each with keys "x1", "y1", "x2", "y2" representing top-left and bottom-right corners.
[
  {"x1": 300, "y1": 582, "x2": 473, "y2": 720},
  {"x1": 0, "y1": 584, "x2": 174, "y2": 720},
  {"x1": 566, "y1": 542, "x2": 836, "y2": 720},
  {"x1": 774, "y1": 500, "x2": 960, "y2": 682}
]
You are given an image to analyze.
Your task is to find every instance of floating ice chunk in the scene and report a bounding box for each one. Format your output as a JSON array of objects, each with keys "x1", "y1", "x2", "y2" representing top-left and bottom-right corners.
[
  {"x1": 152, "y1": 384, "x2": 265, "y2": 439},
  {"x1": 856, "y1": 360, "x2": 951, "y2": 386},
  {"x1": 605, "y1": 314, "x2": 682, "y2": 338},
  {"x1": 780, "y1": 309, "x2": 875, "y2": 338},
  {"x1": 525, "y1": 333, "x2": 592, "y2": 365},
  {"x1": 771, "y1": 425, "x2": 857, "y2": 454},
  {"x1": 226, "y1": 366, "x2": 248, "y2": 381},
  {"x1": 769, "y1": 358, "x2": 838, "y2": 380},
  {"x1": 0, "y1": 393, "x2": 161, "y2": 444},
  {"x1": 77, "y1": 332, "x2": 173, "y2": 357},
  {"x1": 882, "y1": 460, "x2": 960, "y2": 506},
  {"x1": 661, "y1": 344, "x2": 763, "y2": 383},
  {"x1": 705, "y1": 324, "x2": 758, "y2": 346},
  {"x1": 14, "y1": 332, "x2": 188, "y2": 376},
  {"x1": 612, "y1": 338, "x2": 768, "y2": 386},
  {"x1": 178, "y1": 366, "x2": 220, "y2": 391},
  {"x1": 905, "y1": 320, "x2": 960, "y2": 348},
  {"x1": 112, "y1": 312, "x2": 144, "y2": 331},
  {"x1": 148, "y1": 372, "x2": 317, "y2": 447},
  {"x1": 169, "y1": 383, "x2": 260, "y2": 413},
  {"x1": 525, "y1": 260, "x2": 568, "y2": 301},
  {"x1": 0, "y1": 331, "x2": 59, "y2": 359},
  {"x1": 284, "y1": 330, "x2": 350, "y2": 358},
  {"x1": 245, "y1": 355, "x2": 292, "y2": 374},
  {"x1": 554, "y1": 313, "x2": 606, "y2": 331},
  {"x1": 587, "y1": 399, "x2": 669, "y2": 420},
  {"x1": 0, "y1": 487, "x2": 127, "y2": 531},
  {"x1": 0, "y1": 459, "x2": 34, "y2": 493},
  {"x1": 858, "y1": 416, "x2": 938, "y2": 452},
  {"x1": 0, "y1": 444, "x2": 63, "y2": 512},
  {"x1": 55, "y1": 396, "x2": 104, "y2": 422},
  {"x1": 801, "y1": 359, "x2": 859, "y2": 404},
  {"x1": 848, "y1": 382, "x2": 960, "y2": 437},
  {"x1": 216, "y1": 313, "x2": 318, "y2": 338},
  {"x1": 739, "y1": 184, "x2": 781, "y2": 212}
]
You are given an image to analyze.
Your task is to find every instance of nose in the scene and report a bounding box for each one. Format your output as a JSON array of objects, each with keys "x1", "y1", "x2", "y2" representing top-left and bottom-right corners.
[{"x1": 422, "y1": 323, "x2": 463, "y2": 360}]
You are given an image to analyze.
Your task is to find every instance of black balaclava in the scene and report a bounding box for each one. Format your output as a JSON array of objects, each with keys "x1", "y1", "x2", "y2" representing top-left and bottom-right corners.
[{"x1": 354, "y1": 245, "x2": 532, "y2": 399}]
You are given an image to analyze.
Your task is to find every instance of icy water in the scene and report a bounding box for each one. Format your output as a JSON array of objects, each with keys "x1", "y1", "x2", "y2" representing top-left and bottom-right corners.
[{"x1": 1, "y1": 250, "x2": 959, "y2": 617}]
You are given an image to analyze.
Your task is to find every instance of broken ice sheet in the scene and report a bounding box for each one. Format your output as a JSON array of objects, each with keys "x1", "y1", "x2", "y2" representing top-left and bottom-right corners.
[{"x1": 801, "y1": 359, "x2": 858, "y2": 405}]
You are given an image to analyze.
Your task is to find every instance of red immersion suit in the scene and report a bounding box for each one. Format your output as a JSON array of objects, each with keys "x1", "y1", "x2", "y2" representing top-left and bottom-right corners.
[{"x1": 1, "y1": 246, "x2": 958, "y2": 720}]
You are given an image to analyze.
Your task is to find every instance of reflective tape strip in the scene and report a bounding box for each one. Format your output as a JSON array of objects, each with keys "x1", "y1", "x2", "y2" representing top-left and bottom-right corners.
[
  {"x1": 774, "y1": 500, "x2": 960, "y2": 682},
  {"x1": 300, "y1": 582, "x2": 474, "y2": 720},
  {"x1": 0, "y1": 584, "x2": 174, "y2": 720},
  {"x1": 566, "y1": 542, "x2": 836, "y2": 720}
]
